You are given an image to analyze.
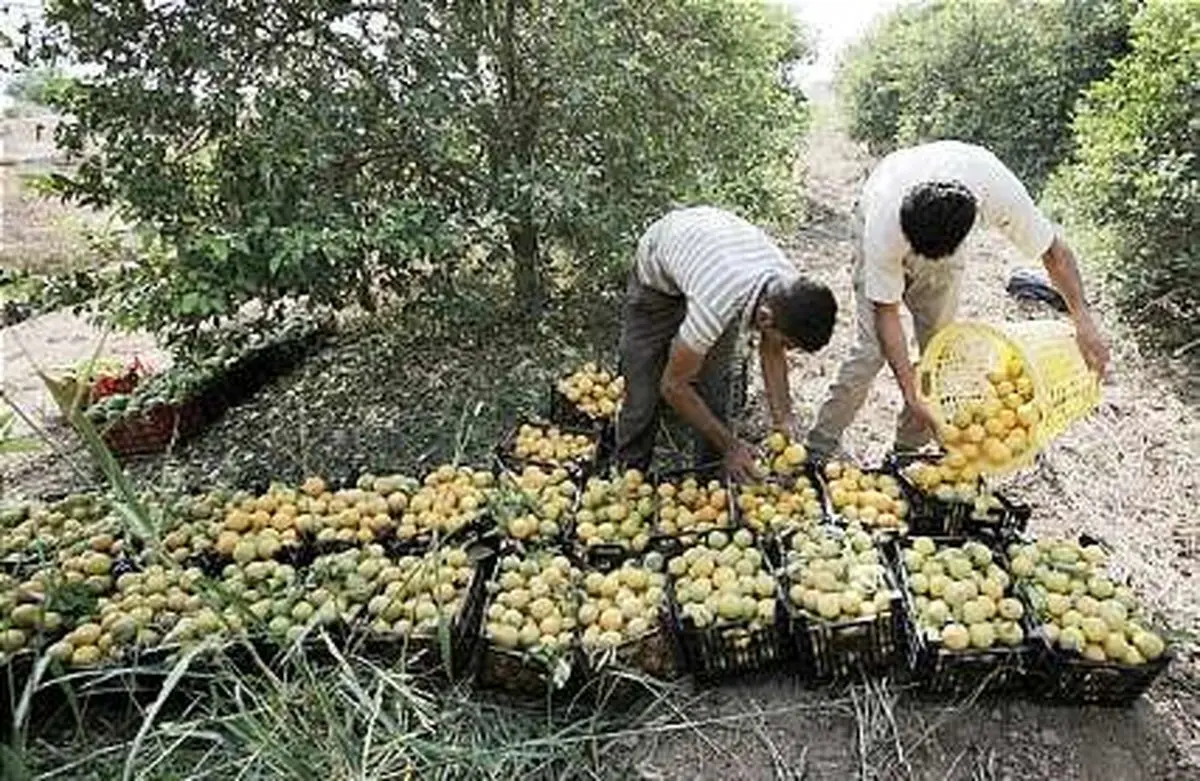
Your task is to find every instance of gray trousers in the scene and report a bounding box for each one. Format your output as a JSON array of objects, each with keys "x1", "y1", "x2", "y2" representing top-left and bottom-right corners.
[
  {"x1": 807, "y1": 205, "x2": 964, "y2": 456},
  {"x1": 615, "y1": 272, "x2": 745, "y2": 471}
]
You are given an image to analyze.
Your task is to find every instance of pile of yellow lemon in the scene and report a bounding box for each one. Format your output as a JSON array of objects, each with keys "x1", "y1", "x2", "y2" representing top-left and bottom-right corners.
[
  {"x1": 738, "y1": 478, "x2": 823, "y2": 535},
  {"x1": 512, "y1": 423, "x2": 596, "y2": 466},
  {"x1": 656, "y1": 477, "x2": 731, "y2": 537},
  {"x1": 364, "y1": 546, "x2": 475, "y2": 639},
  {"x1": 760, "y1": 432, "x2": 808, "y2": 478},
  {"x1": 578, "y1": 556, "x2": 667, "y2": 650},
  {"x1": 484, "y1": 551, "x2": 579, "y2": 656},
  {"x1": 822, "y1": 461, "x2": 907, "y2": 532},
  {"x1": 902, "y1": 537, "x2": 1026, "y2": 651},
  {"x1": 557, "y1": 363, "x2": 625, "y2": 420},
  {"x1": 669, "y1": 530, "x2": 775, "y2": 630},
  {"x1": 934, "y1": 357, "x2": 1041, "y2": 474},
  {"x1": 1008, "y1": 539, "x2": 1166, "y2": 665},
  {"x1": 785, "y1": 524, "x2": 896, "y2": 622},
  {"x1": 397, "y1": 465, "x2": 494, "y2": 541},
  {"x1": 574, "y1": 470, "x2": 654, "y2": 551},
  {"x1": 499, "y1": 466, "x2": 575, "y2": 542}
]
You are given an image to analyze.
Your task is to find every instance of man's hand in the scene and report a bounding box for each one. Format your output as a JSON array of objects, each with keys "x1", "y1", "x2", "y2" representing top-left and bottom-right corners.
[
  {"x1": 903, "y1": 392, "x2": 940, "y2": 440},
  {"x1": 772, "y1": 413, "x2": 800, "y2": 442},
  {"x1": 1074, "y1": 315, "x2": 1111, "y2": 376},
  {"x1": 724, "y1": 440, "x2": 763, "y2": 483}
]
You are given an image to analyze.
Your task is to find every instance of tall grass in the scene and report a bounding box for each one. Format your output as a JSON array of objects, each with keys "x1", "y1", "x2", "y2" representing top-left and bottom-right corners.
[{"x1": 3, "y1": 343, "x2": 678, "y2": 780}]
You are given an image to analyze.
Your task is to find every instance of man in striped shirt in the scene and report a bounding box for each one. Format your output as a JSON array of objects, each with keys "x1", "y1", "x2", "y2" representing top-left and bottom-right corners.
[{"x1": 617, "y1": 206, "x2": 837, "y2": 481}]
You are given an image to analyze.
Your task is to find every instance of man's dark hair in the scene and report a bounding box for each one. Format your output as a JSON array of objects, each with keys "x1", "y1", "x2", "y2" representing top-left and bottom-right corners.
[
  {"x1": 769, "y1": 277, "x2": 837, "y2": 352},
  {"x1": 900, "y1": 180, "x2": 977, "y2": 259}
]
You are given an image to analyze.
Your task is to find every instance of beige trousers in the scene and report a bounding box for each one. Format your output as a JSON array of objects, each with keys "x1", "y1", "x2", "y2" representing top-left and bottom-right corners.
[{"x1": 807, "y1": 205, "x2": 964, "y2": 456}]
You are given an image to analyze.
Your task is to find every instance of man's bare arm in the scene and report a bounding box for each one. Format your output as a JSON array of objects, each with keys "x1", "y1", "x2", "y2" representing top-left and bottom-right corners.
[
  {"x1": 875, "y1": 302, "x2": 939, "y2": 434},
  {"x1": 1042, "y1": 236, "x2": 1110, "y2": 373},
  {"x1": 661, "y1": 343, "x2": 761, "y2": 481},
  {"x1": 759, "y1": 331, "x2": 794, "y2": 432}
]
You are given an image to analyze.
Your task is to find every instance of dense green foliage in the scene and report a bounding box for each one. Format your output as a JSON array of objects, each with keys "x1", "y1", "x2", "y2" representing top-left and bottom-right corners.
[
  {"x1": 1048, "y1": 0, "x2": 1200, "y2": 347},
  {"x1": 837, "y1": 0, "x2": 1133, "y2": 192},
  {"x1": 24, "y1": 0, "x2": 808, "y2": 343}
]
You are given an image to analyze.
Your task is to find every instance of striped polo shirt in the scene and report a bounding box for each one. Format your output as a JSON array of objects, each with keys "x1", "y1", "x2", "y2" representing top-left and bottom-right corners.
[{"x1": 635, "y1": 206, "x2": 798, "y2": 353}]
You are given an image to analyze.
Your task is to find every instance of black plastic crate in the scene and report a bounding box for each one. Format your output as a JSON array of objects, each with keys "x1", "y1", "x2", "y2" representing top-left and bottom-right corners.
[
  {"x1": 779, "y1": 569, "x2": 904, "y2": 683},
  {"x1": 885, "y1": 453, "x2": 1031, "y2": 541},
  {"x1": 650, "y1": 464, "x2": 739, "y2": 546},
  {"x1": 1026, "y1": 639, "x2": 1172, "y2": 707},
  {"x1": 888, "y1": 536, "x2": 1035, "y2": 698},
  {"x1": 477, "y1": 642, "x2": 584, "y2": 696},
  {"x1": 575, "y1": 545, "x2": 682, "y2": 681},
  {"x1": 813, "y1": 461, "x2": 913, "y2": 537},
  {"x1": 495, "y1": 421, "x2": 606, "y2": 480},
  {"x1": 1015, "y1": 572, "x2": 1174, "y2": 707},
  {"x1": 665, "y1": 546, "x2": 788, "y2": 681},
  {"x1": 474, "y1": 544, "x2": 583, "y2": 696},
  {"x1": 360, "y1": 543, "x2": 496, "y2": 679},
  {"x1": 667, "y1": 593, "x2": 788, "y2": 681},
  {"x1": 735, "y1": 466, "x2": 829, "y2": 541}
]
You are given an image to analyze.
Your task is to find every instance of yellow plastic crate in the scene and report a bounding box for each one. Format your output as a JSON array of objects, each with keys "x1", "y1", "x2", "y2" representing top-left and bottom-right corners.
[{"x1": 917, "y1": 319, "x2": 1101, "y2": 473}]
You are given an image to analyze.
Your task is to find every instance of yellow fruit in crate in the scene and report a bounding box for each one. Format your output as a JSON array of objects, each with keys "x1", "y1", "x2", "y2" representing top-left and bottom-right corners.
[
  {"x1": 983, "y1": 439, "x2": 1012, "y2": 465},
  {"x1": 939, "y1": 424, "x2": 962, "y2": 445},
  {"x1": 1016, "y1": 376, "x2": 1034, "y2": 398},
  {"x1": 942, "y1": 624, "x2": 970, "y2": 650},
  {"x1": 783, "y1": 444, "x2": 806, "y2": 466},
  {"x1": 1006, "y1": 357, "x2": 1025, "y2": 379},
  {"x1": 765, "y1": 432, "x2": 787, "y2": 454},
  {"x1": 964, "y1": 424, "x2": 986, "y2": 444}
]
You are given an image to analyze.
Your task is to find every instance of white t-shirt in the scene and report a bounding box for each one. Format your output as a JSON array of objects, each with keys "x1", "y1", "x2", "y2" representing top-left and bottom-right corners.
[
  {"x1": 860, "y1": 140, "x2": 1056, "y2": 304},
  {"x1": 636, "y1": 206, "x2": 797, "y2": 353}
]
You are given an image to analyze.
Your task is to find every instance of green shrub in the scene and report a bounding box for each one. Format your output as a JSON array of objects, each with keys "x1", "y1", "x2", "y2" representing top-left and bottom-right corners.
[
  {"x1": 1048, "y1": 0, "x2": 1200, "y2": 348},
  {"x1": 838, "y1": 0, "x2": 1133, "y2": 192}
]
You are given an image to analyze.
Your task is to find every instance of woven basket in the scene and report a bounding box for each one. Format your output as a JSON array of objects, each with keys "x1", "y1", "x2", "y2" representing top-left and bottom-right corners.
[{"x1": 917, "y1": 320, "x2": 1100, "y2": 472}]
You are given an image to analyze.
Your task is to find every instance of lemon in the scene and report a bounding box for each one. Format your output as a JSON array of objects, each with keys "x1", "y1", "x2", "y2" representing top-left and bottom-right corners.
[
  {"x1": 1058, "y1": 626, "x2": 1086, "y2": 652},
  {"x1": 1132, "y1": 631, "x2": 1165, "y2": 661},
  {"x1": 942, "y1": 623, "x2": 970, "y2": 650},
  {"x1": 968, "y1": 622, "x2": 996, "y2": 649},
  {"x1": 816, "y1": 592, "x2": 842, "y2": 620}
]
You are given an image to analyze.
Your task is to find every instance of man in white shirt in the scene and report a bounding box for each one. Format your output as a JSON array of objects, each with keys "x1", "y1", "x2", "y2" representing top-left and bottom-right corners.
[
  {"x1": 807, "y1": 140, "x2": 1110, "y2": 458},
  {"x1": 617, "y1": 206, "x2": 837, "y2": 481}
]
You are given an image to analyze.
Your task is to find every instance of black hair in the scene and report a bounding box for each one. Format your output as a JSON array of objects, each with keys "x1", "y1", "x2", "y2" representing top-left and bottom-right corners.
[
  {"x1": 899, "y1": 180, "x2": 977, "y2": 259},
  {"x1": 769, "y1": 277, "x2": 837, "y2": 352}
]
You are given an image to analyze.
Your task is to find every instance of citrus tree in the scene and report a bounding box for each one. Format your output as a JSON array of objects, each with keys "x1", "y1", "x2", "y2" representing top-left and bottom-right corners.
[
  {"x1": 837, "y1": 0, "x2": 1134, "y2": 192},
  {"x1": 23, "y1": 0, "x2": 808, "y2": 339},
  {"x1": 1049, "y1": 0, "x2": 1200, "y2": 347}
]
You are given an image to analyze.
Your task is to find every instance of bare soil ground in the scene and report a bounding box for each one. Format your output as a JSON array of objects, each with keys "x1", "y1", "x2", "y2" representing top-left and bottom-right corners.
[{"x1": 1, "y1": 110, "x2": 1197, "y2": 779}]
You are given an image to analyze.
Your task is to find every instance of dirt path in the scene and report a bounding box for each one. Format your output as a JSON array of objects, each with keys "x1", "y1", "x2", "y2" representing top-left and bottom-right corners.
[{"x1": 654, "y1": 107, "x2": 1200, "y2": 780}]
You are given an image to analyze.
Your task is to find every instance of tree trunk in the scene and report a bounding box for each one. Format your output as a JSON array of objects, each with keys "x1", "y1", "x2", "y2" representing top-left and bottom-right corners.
[{"x1": 509, "y1": 217, "x2": 542, "y2": 318}]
